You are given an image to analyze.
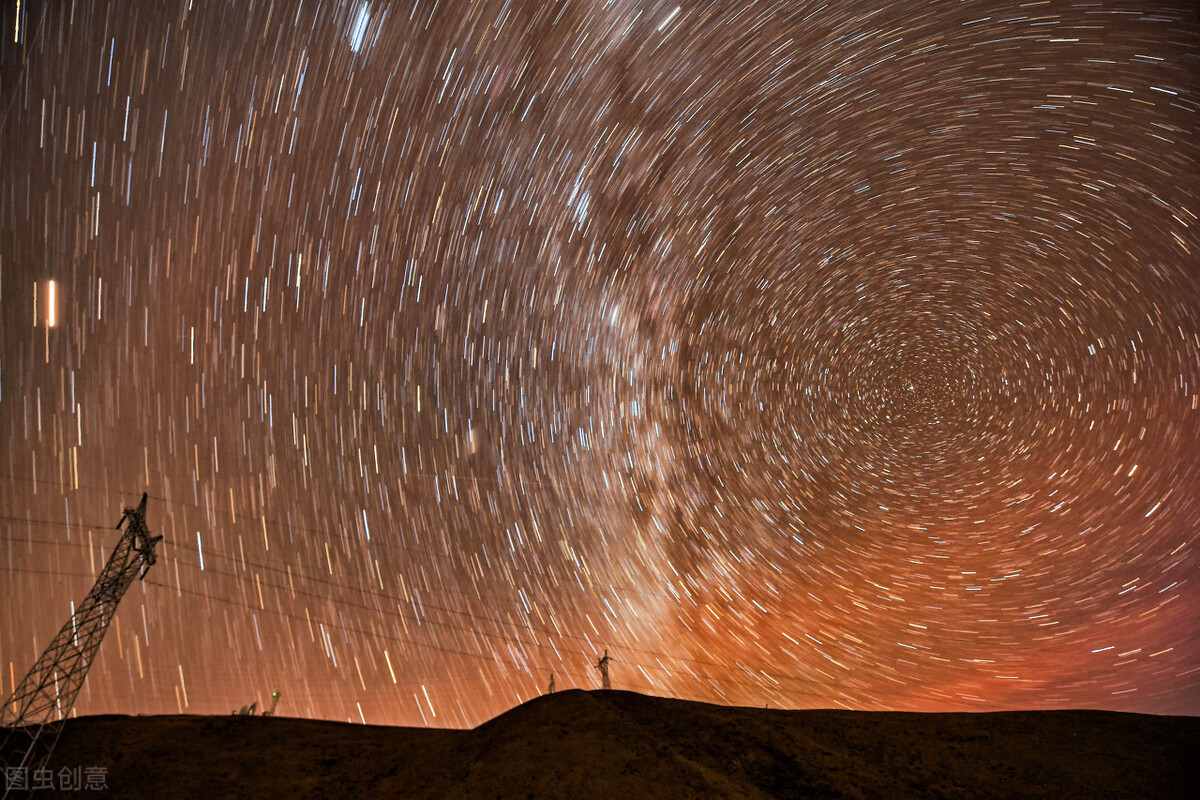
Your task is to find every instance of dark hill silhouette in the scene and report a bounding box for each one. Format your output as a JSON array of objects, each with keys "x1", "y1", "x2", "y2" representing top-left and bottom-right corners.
[{"x1": 23, "y1": 689, "x2": 1198, "y2": 798}]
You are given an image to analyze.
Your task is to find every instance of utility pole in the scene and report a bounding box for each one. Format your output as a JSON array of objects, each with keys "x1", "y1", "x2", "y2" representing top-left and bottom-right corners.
[
  {"x1": 595, "y1": 649, "x2": 612, "y2": 691},
  {"x1": 1, "y1": 493, "x2": 162, "y2": 797}
]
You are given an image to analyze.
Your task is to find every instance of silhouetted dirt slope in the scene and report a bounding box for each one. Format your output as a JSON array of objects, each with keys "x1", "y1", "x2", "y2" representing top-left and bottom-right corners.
[{"x1": 28, "y1": 690, "x2": 1197, "y2": 798}]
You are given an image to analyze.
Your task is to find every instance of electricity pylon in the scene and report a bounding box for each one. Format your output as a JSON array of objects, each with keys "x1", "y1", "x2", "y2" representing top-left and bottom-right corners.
[
  {"x1": 595, "y1": 649, "x2": 612, "y2": 691},
  {"x1": 1, "y1": 493, "x2": 161, "y2": 795}
]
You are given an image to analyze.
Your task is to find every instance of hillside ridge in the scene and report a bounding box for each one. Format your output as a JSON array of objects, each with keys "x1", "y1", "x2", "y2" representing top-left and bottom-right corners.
[{"x1": 14, "y1": 690, "x2": 1197, "y2": 799}]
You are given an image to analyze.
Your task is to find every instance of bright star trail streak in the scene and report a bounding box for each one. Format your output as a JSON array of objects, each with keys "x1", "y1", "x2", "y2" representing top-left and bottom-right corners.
[{"x1": 1, "y1": 1, "x2": 1197, "y2": 727}]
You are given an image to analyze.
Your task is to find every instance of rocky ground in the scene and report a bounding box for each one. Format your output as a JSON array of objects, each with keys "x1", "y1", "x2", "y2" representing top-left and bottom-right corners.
[{"x1": 10, "y1": 689, "x2": 1197, "y2": 798}]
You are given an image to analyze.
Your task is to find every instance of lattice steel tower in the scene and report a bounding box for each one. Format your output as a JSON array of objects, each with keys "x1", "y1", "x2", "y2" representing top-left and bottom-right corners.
[{"x1": 1, "y1": 493, "x2": 162, "y2": 794}]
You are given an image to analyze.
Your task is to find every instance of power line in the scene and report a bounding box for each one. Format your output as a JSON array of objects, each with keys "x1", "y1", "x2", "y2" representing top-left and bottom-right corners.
[
  {"x1": 141, "y1": 572, "x2": 832, "y2": 701},
  {"x1": 1, "y1": 477, "x2": 696, "y2": 609},
  {"x1": 0, "y1": 484, "x2": 836, "y2": 702},
  {"x1": 2, "y1": 552, "x2": 833, "y2": 701},
  {"x1": 0, "y1": 471, "x2": 710, "y2": 611},
  {"x1": 158, "y1": 556, "x2": 834, "y2": 695},
  {"x1": 0, "y1": 473, "x2": 145, "y2": 502},
  {"x1": 0, "y1": 515, "x2": 115, "y2": 531},
  {"x1": 1, "y1": 531, "x2": 833, "y2": 697}
]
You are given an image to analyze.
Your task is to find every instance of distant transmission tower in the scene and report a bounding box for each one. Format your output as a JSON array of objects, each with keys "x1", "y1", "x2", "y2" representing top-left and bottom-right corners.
[
  {"x1": 595, "y1": 649, "x2": 612, "y2": 690},
  {"x1": 1, "y1": 493, "x2": 162, "y2": 795}
]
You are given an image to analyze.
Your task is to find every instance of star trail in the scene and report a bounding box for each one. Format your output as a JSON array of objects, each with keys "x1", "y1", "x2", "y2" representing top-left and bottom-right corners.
[{"x1": 1, "y1": 0, "x2": 1198, "y2": 728}]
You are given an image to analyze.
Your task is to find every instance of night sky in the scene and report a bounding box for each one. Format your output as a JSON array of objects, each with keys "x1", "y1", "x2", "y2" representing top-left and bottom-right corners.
[{"x1": 1, "y1": 0, "x2": 1198, "y2": 728}]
